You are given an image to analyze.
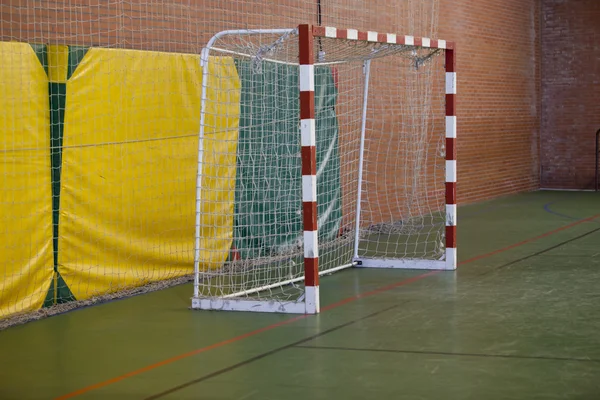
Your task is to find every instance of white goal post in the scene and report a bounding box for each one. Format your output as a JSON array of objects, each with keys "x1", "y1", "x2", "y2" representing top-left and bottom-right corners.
[{"x1": 191, "y1": 24, "x2": 457, "y2": 314}]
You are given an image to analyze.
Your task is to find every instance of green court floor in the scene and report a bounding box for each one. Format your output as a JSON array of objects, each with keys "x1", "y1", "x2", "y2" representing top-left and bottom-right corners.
[{"x1": 1, "y1": 190, "x2": 599, "y2": 399}]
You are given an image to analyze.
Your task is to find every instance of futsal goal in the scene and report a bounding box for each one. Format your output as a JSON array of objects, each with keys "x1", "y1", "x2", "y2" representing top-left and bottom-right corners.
[{"x1": 192, "y1": 24, "x2": 457, "y2": 314}]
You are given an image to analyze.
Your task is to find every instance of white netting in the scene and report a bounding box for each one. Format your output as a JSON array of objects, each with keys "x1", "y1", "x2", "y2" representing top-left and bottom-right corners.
[
  {"x1": 194, "y1": 30, "x2": 305, "y2": 302},
  {"x1": 1, "y1": 0, "x2": 441, "y2": 325},
  {"x1": 193, "y1": 30, "x2": 445, "y2": 303},
  {"x1": 356, "y1": 50, "x2": 446, "y2": 262},
  {"x1": 0, "y1": 2, "x2": 439, "y2": 52}
]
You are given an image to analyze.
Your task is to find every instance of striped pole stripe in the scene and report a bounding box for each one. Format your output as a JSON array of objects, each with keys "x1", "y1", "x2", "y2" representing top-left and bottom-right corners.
[
  {"x1": 445, "y1": 44, "x2": 457, "y2": 270},
  {"x1": 298, "y1": 24, "x2": 320, "y2": 313}
]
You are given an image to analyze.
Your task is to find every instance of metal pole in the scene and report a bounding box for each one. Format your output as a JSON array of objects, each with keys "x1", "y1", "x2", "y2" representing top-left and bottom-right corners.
[{"x1": 353, "y1": 59, "x2": 372, "y2": 260}]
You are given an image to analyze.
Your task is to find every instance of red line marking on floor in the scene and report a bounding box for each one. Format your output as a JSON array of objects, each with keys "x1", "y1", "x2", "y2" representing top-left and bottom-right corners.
[
  {"x1": 459, "y1": 213, "x2": 599, "y2": 265},
  {"x1": 322, "y1": 270, "x2": 440, "y2": 312},
  {"x1": 54, "y1": 214, "x2": 599, "y2": 400},
  {"x1": 54, "y1": 316, "x2": 305, "y2": 400}
]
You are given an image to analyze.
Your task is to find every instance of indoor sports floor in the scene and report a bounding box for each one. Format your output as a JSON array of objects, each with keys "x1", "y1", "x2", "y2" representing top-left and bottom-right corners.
[{"x1": 1, "y1": 190, "x2": 599, "y2": 399}]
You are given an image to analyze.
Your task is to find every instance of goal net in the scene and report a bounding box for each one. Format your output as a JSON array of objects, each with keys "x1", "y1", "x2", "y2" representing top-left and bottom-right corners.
[{"x1": 192, "y1": 25, "x2": 457, "y2": 314}]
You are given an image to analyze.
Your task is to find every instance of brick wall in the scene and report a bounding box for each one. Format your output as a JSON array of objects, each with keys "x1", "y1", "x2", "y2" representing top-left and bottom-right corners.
[
  {"x1": 0, "y1": 0, "x2": 542, "y2": 204},
  {"x1": 541, "y1": 0, "x2": 600, "y2": 189},
  {"x1": 440, "y1": 0, "x2": 541, "y2": 202}
]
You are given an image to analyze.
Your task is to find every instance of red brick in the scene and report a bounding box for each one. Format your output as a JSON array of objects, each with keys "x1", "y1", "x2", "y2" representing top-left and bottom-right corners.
[
  {"x1": 2, "y1": 0, "x2": 592, "y2": 202},
  {"x1": 540, "y1": 0, "x2": 600, "y2": 189}
]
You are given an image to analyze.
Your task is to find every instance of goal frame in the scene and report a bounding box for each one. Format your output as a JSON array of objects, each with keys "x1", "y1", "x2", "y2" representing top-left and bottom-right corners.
[{"x1": 191, "y1": 24, "x2": 457, "y2": 314}]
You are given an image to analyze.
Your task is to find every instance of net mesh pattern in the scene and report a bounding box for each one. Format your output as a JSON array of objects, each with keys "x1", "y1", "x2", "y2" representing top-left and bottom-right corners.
[
  {"x1": 194, "y1": 30, "x2": 445, "y2": 302},
  {"x1": 0, "y1": 0, "x2": 441, "y2": 325}
]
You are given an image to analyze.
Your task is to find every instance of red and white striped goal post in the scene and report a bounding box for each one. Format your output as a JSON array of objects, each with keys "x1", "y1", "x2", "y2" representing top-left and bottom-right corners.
[{"x1": 298, "y1": 25, "x2": 457, "y2": 314}]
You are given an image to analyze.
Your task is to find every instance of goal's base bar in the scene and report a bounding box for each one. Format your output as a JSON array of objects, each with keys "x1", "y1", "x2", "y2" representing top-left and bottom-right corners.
[
  {"x1": 192, "y1": 284, "x2": 319, "y2": 314},
  {"x1": 191, "y1": 297, "x2": 308, "y2": 313},
  {"x1": 354, "y1": 257, "x2": 454, "y2": 270}
]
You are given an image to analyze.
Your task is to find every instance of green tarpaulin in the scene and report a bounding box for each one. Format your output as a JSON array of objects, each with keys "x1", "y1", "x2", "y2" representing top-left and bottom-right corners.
[{"x1": 233, "y1": 61, "x2": 342, "y2": 259}]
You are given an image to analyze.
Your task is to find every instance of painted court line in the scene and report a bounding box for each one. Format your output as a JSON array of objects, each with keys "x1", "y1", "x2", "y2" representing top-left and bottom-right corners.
[
  {"x1": 143, "y1": 305, "x2": 400, "y2": 400},
  {"x1": 543, "y1": 201, "x2": 580, "y2": 220},
  {"x1": 52, "y1": 316, "x2": 306, "y2": 400},
  {"x1": 294, "y1": 344, "x2": 600, "y2": 364},
  {"x1": 477, "y1": 226, "x2": 600, "y2": 276},
  {"x1": 460, "y1": 213, "x2": 599, "y2": 265},
  {"x1": 54, "y1": 214, "x2": 599, "y2": 400}
]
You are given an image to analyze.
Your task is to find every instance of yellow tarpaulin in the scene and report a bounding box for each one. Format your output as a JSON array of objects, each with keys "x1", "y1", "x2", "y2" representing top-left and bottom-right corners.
[
  {"x1": 58, "y1": 48, "x2": 240, "y2": 300},
  {"x1": 47, "y1": 45, "x2": 69, "y2": 83},
  {"x1": 0, "y1": 42, "x2": 53, "y2": 318}
]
